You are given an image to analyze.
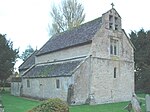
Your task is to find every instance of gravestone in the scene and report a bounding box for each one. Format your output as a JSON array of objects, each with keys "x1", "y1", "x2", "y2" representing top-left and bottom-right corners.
[
  {"x1": 0, "y1": 94, "x2": 4, "y2": 112},
  {"x1": 124, "y1": 102, "x2": 132, "y2": 112},
  {"x1": 146, "y1": 94, "x2": 150, "y2": 112},
  {"x1": 67, "y1": 84, "x2": 74, "y2": 105},
  {"x1": 131, "y1": 94, "x2": 141, "y2": 112},
  {"x1": 0, "y1": 104, "x2": 4, "y2": 112}
]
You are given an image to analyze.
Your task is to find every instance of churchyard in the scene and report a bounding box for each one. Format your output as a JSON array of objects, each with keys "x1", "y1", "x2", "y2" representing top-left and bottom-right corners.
[{"x1": 0, "y1": 89, "x2": 147, "y2": 112}]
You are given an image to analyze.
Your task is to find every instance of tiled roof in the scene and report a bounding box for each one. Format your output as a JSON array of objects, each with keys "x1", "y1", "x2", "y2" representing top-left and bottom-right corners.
[
  {"x1": 23, "y1": 60, "x2": 82, "y2": 78},
  {"x1": 36, "y1": 17, "x2": 102, "y2": 56},
  {"x1": 19, "y1": 50, "x2": 38, "y2": 71}
]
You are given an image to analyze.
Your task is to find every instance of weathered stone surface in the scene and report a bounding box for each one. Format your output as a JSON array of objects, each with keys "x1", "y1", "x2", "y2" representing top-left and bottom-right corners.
[
  {"x1": 0, "y1": 104, "x2": 4, "y2": 112},
  {"x1": 36, "y1": 44, "x2": 91, "y2": 64},
  {"x1": 0, "y1": 96, "x2": 4, "y2": 112},
  {"x1": 11, "y1": 82, "x2": 21, "y2": 96},
  {"x1": 146, "y1": 94, "x2": 150, "y2": 112},
  {"x1": 12, "y1": 8, "x2": 134, "y2": 105},
  {"x1": 131, "y1": 94, "x2": 141, "y2": 112},
  {"x1": 124, "y1": 102, "x2": 132, "y2": 112}
]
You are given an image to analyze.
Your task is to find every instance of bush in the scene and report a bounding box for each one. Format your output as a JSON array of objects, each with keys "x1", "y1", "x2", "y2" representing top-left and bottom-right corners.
[{"x1": 28, "y1": 98, "x2": 69, "y2": 112}]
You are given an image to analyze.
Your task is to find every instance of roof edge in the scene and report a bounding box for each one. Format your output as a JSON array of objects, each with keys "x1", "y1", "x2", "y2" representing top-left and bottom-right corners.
[
  {"x1": 122, "y1": 29, "x2": 136, "y2": 50},
  {"x1": 36, "y1": 40, "x2": 92, "y2": 56}
]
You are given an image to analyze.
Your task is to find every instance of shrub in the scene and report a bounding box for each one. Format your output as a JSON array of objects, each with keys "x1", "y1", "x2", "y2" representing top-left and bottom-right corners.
[{"x1": 28, "y1": 98, "x2": 69, "y2": 112}]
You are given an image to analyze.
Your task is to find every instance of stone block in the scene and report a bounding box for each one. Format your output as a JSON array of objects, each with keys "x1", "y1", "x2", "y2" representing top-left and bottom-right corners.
[{"x1": 146, "y1": 94, "x2": 150, "y2": 112}]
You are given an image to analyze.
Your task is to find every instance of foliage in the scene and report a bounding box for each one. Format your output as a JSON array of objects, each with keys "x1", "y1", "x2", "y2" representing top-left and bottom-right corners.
[
  {"x1": 28, "y1": 98, "x2": 69, "y2": 112},
  {"x1": 130, "y1": 29, "x2": 150, "y2": 93},
  {"x1": 20, "y1": 45, "x2": 34, "y2": 61},
  {"x1": 49, "y1": 0, "x2": 85, "y2": 35},
  {"x1": 0, "y1": 34, "x2": 18, "y2": 88}
]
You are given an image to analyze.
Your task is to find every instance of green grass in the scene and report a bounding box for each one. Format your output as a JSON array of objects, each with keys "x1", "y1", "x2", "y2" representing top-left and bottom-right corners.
[
  {"x1": 1, "y1": 92, "x2": 41, "y2": 112},
  {"x1": 70, "y1": 102, "x2": 129, "y2": 112},
  {"x1": 0, "y1": 91, "x2": 146, "y2": 112}
]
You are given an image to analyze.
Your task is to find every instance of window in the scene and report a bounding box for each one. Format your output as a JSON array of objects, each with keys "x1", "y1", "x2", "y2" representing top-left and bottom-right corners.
[
  {"x1": 115, "y1": 17, "x2": 118, "y2": 23},
  {"x1": 110, "y1": 44, "x2": 113, "y2": 54},
  {"x1": 115, "y1": 25, "x2": 118, "y2": 30},
  {"x1": 109, "y1": 23, "x2": 113, "y2": 29},
  {"x1": 109, "y1": 15, "x2": 113, "y2": 29},
  {"x1": 114, "y1": 67, "x2": 117, "y2": 78},
  {"x1": 109, "y1": 15, "x2": 113, "y2": 22},
  {"x1": 109, "y1": 15, "x2": 119, "y2": 30},
  {"x1": 114, "y1": 44, "x2": 117, "y2": 55},
  {"x1": 115, "y1": 17, "x2": 118, "y2": 30},
  {"x1": 110, "y1": 39, "x2": 118, "y2": 55},
  {"x1": 56, "y1": 79, "x2": 60, "y2": 89},
  {"x1": 27, "y1": 79, "x2": 30, "y2": 88}
]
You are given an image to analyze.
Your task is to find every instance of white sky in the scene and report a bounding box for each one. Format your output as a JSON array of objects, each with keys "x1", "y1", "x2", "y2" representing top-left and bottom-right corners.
[{"x1": 0, "y1": 0, "x2": 150, "y2": 70}]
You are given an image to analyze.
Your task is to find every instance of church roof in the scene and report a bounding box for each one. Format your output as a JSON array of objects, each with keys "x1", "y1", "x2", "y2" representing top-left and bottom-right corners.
[
  {"x1": 19, "y1": 50, "x2": 38, "y2": 71},
  {"x1": 36, "y1": 17, "x2": 102, "y2": 56},
  {"x1": 23, "y1": 60, "x2": 82, "y2": 78}
]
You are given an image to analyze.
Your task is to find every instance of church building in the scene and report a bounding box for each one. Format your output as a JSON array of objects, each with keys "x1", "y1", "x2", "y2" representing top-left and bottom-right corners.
[{"x1": 11, "y1": 6, "x2": 134, "y2": 105}]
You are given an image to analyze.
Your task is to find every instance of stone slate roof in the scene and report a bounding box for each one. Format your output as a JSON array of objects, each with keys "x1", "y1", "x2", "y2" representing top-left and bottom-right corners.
[
  {"x1": 36, "y1": 17, "x2": 102, "y2": 56},
  {"x1": 23, "y1": 60, "x2": 82, "y2": 78},
  {"x1": 19, "y1": 50, "x2": 38, "y2": 71}
]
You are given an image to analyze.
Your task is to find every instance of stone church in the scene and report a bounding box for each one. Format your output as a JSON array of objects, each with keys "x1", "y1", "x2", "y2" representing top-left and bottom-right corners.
[{"x1": 11, "y1": 7, "x2": 134, "y2": 105}]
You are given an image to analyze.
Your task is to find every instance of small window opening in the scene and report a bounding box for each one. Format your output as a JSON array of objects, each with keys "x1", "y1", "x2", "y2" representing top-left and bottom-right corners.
[
  {"x1": 115, "y1": 25, "x2": 118, "y2": 30},
  {"x1": 114, "y1": 67, "x2": 117, "y2": 78},
  {"x1": 109, "y1": 23, "x2": 113, "y2": 29},
  {"x1": 114, "y1": 45, "x2": 117, "y2": 55},
  {"x1": 110, "y1": 44, "x2": 113, "y2": 54},
  {"x1": 56, "y1": 79, "x2": 60, "y2": 89},
  {"x1": 109, "y1": 15, "x2": 113, "y2": 22},
  {"x1": 109, "y1": 15, "x2": 113, "y2": 30},
  {"x1": 27, "y1": 79, "x2": 30, "y2": 88},
  {"x1": 115, "y1": 17, "x2": 118, "y2": 23},
  {"x1": 115, "y1": 17, "x2": 118, "y2": 30}
]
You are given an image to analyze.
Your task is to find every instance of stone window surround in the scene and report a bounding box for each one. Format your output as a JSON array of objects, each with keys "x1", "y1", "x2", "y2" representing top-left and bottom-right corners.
[
  {"x1": 109, "y1": 15, "x2": 118, "y2": 30},
  {"x1": 110, "y1": 39, "x2": 119, "y2": 56}
]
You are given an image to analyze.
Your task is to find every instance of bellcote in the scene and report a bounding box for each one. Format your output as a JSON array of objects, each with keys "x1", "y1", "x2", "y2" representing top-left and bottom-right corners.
[{"x1": 102, "y1": 6, "x2": 122, "y2": 31}]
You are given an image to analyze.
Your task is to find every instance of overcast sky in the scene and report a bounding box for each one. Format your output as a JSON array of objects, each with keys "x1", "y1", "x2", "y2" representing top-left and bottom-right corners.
[{"x1": 0, "y1": 0, "x2": 150, "y2": 70}]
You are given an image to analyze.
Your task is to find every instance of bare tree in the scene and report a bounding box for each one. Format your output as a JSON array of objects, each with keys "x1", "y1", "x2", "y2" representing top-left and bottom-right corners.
[{"x1": 49, "y1": 0, "x2": 85, "y2": 35}]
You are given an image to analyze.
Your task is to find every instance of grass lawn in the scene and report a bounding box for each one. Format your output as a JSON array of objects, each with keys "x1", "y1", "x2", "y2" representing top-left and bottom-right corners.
[
  {"x1": 70, "y1": 102, "x2": 129, "y2": 112},
  {"x1": 1, "y1": 92, "x2": 41, "y2": 112},
  {"x1": 1, "y1": 91, "x2": 146, "y2": 112}
]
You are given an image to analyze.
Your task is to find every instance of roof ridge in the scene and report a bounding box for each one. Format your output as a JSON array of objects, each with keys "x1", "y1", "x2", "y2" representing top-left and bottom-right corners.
[
  {"x1": 19, "y1": 50, "x2": 38, "y2": 70},
  {"x1": 37, "y1": 17, "x2": 102, "y2": 56}
]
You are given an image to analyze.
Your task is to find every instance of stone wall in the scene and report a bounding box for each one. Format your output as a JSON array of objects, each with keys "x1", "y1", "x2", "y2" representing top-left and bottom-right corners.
[
  {"x1": 71, "y1": 57, "x2": 91, "y2": 105},
  {"x1": 22, "y1": 77, "x2": 72, "y2": 101},
  {"x1": 36, "y1": 44, "x2": 91, "y2": 64},
  {"x1": 11, "y1": 77, "x2": 22, "y2": 96},
  {"x1": 88, "y1": 9, "x2": 134, "y2": 104},
  {"x1": 21, "y1": 8, "x2": 134, "y2": 105},
  {"x1": 90, "y1": 57, "x2": 134, "y2": 104}
]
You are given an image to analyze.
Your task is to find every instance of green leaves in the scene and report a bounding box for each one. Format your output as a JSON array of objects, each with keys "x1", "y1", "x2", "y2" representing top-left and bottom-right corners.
[
  {"x1": 20, "y1": 45, "x2": 34, "y2": 61},
  {"x1": 29, "y1": 98, "x2": 69, "y2": 112},
  {"x1": 0, "y1": 34, "x2": 18, "y2": 81},
  {"x1": 49, "y1": 0, "x2": 85, "y2": 36},
  {"x1": 130, "y1": 29, "x2": 150, "y2": 93}
]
